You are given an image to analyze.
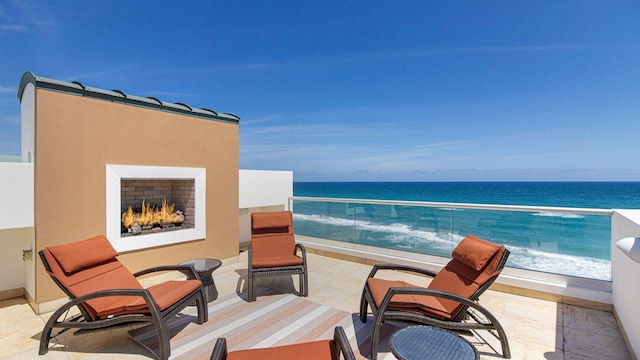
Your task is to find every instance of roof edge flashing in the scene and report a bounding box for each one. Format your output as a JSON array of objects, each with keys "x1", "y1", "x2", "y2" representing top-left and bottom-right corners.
[{"x1": 17, "y1": 71, "x2": 239, "y2": 124}]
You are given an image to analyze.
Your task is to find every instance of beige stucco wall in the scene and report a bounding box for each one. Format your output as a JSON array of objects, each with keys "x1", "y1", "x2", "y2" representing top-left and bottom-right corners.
[{"x1": 34, "y1": 88, "x2": 239, "y2": 304}]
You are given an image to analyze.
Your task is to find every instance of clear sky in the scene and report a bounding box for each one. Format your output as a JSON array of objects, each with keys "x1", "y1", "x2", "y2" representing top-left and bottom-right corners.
[{"x1": 1, "y1": 1, "x2": 639, "y2": 182}]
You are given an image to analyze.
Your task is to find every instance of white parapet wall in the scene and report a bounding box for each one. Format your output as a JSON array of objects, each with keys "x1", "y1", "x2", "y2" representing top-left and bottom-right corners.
[
  {"x1": 0, "y1": 162, "x2": 35, "y2": 299},
  {"x1": 611, "y1": 210, "x2": 640, "y2": 358},
  {"x1": 239, "y1": 169, "x2": 293, "y2": 209},
  {"x1": 238, "y1": 170, "x2": 293, "y2": 244},
  {"x1": 0, "y1": 162, "x2": 34, "y2": 230}
]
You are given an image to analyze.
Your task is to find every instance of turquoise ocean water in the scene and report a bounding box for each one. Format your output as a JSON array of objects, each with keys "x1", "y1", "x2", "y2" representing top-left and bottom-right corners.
[{"x1": 292, "y1": 182, "x2": 640, "y2": 281}]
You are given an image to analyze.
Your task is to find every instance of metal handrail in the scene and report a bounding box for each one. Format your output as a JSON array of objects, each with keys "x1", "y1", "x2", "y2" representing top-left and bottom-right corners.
[{"x1": 290, "y1": 196, "x2": 613, "y2": 216}]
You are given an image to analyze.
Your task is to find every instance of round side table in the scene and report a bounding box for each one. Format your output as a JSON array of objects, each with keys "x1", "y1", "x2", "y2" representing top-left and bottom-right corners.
[
  {"x1": 179, "y1": 258, "x2": 222, "y2": 303},
  {"x1": 390, "y1": 326, "x2": 478, "y2": 360}
]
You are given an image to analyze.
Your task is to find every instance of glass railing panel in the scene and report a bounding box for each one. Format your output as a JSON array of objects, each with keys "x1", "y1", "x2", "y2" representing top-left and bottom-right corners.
[{"x1": 291, "y1": 198, "x2": 612, "y2": 281}]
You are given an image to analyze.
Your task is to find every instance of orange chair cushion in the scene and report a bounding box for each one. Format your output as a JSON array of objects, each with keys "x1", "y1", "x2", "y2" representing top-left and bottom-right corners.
[
  {"x1": 252, "y1": 211, "x2": 293, "y2": 230},
  {"x1": 93, "y1": 279, "x2": 202, "y2": 318},
  {"x1": 42, "y1": 235, "x2": 203, "y2": 320},
  {"x1": 451, "y1": 234, "x2": 501, "y2": 271},
  {"x1": 48, "y1": 235, "x2": 119, "y2": 273},
  {"x1": 367, "y1": 278, "x2": 453, "y2": 320},
  {"x1": 252, "y1": 235, "x2": 296, "y2": 258},
  {"x1": 367, "y1": 235, "x2": 506, "y2": 320},
  {"x1": 251, "y1": 234, "x2": 302, "y2": 268},
  {"x1": 227, "y1": 340, "x2": 337, "y2": 360}
]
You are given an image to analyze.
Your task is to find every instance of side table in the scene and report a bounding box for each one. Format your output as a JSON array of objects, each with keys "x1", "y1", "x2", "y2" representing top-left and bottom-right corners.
[
  {"x1": 179, "y1": 258, "x2": 222, "y2": 303},
  {"x1": 390, "y1": 326, "x2": 478, "y2": 360}
]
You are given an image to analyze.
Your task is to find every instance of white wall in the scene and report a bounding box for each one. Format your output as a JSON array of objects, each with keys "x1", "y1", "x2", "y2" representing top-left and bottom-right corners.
[
  {"x1": 239, "y1": 170, "x2": 293, "y2": 209},
  {"x1": 20, "y1": 83, "x2": 35, "y2": 163},
  {"x1": 0, "y1": 163, "x2": 34, "y2": 230},
  {"x1": 0, "y1": 162, "x2": 34, "y2": 299},
  {"x1": 611, "y1": 210, "x2": 640, "y2": 358},
  {"x1": 238, "y1": 170, "x2": 293, "y2": 244}
]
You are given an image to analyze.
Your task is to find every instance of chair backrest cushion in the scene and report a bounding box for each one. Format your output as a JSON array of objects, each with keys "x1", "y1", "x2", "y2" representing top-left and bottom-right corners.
[
  {"x1": 251, "y1": 235, "x2": 298, "y2": 262},
  {"x1": 451, "y1": 234, "x2": 501, "y2": 271},
  {"x1": 250, "y1": 211, "x2": 299, "y2": 265},
  {"x1": 41, "y1": 235, "x2": 143, "y2": 320},
  {"x1": 427, "y1": 234, "x2": 506, "y2": 317},
  {"x1": 251, "y1": 211, "x2": 294, "y2": 237},
  {"x1": 47, "y1": 235, "x2": 119, "y2": 274}
]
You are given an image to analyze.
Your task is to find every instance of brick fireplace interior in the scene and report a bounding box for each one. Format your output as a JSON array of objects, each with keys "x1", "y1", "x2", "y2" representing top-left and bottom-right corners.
[{"x1": 120, "y1": 179, "x2": 196, "y2": 235}]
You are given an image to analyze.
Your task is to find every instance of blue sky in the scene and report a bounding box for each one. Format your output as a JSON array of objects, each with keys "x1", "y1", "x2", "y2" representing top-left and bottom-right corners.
[{"x1": 1, "y1": 1, "x2": 639, "y2": 182}]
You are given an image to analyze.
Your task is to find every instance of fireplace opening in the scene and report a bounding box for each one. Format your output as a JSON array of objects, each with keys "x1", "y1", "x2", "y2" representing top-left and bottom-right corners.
[{"x1": 120, "y1": 179, "x2": 195, "y2": 237}]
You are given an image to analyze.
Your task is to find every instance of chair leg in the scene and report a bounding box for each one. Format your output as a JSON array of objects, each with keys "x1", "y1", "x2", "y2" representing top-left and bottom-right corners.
[
  {"x1": 369, "y1": 316, "x2": 384, "y2": 360},
  {"x1": 155, "y1": 318, "x2": 171, "y2": 360},
  {"x1": 248, "y1": 273, "x2": 256, "y2": 302},
  {"x1": 301, "y1": 270, "x2": 308, "y2": 297},
  {"x1": 359, "y1": 288, "x2": 369, "y2": 323},
  {"x1": 39, "y1": 301, "x2": 72, "y2": 355},
  {"x1": 196, "y1": 290, "x2": 208, "y2": 324},
  {"x1": 38, "y1": 321, "x2": 54, "y2": 355}
]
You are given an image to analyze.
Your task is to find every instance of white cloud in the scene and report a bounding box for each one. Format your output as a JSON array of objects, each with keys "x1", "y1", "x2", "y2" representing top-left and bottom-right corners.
[
  {"x1": 0, "y1": 24, "x2": 27, "y2": 32},
  {"x1": 64, "y1": 64, "x2": 138, "y2": 82},
  {"x1": 0, "y1": 86, "x2": 16, "y2": 93}
]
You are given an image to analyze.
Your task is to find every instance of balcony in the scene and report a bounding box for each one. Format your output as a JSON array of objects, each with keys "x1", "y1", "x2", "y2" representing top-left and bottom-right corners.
[{"x1": 0, "y1": 167, "x2": 637, "y2": 359}]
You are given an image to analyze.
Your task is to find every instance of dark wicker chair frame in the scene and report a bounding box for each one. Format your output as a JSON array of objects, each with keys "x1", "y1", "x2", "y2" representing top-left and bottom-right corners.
[
  {"x1": 360, "y1": 250, "x2": 511, "y2": 359},
  {"x1": 38, "y1": 250, "x2": 208, "y2": 360},
  {"x1": 247, "y1": 243, "x2": 308, "y2": 302},
  {"x1": 209, "y1": 326, "x2": 355, "y2": 360}
]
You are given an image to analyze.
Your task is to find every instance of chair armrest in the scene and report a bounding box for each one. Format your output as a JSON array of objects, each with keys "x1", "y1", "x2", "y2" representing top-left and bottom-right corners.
[
  {"x1": 209, "y1": 338, "x2": 228, "y2": 360},
  {"x1": 295, "y1": 243, "x2": 307, "y2": 260},
  {"x1": 48, "y1": 288, "x2": 161, "y2": 323},
  {"x1": 133, "y1": 264, "x2": 201, "y2": 281},
  {"x1": 366, "y1": 263, "x2": 437, "y2": 279},
  {"x1": 333, "y1": 326, "x2": 356, "y2": 360},
  {"x1": 379, "y1": 287, "x2": 502, "y2": 331}
]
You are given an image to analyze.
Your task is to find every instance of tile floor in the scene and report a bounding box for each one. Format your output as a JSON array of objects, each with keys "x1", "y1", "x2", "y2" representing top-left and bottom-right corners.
[{"x1": 0, "y1": 253, "x2": 632, "y2": 360}]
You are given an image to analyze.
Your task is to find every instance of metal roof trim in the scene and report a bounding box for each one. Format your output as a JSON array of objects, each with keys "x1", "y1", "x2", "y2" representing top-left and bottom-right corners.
[{"x1": 17, "y1": 71, "x2": 239, "y2": 124}]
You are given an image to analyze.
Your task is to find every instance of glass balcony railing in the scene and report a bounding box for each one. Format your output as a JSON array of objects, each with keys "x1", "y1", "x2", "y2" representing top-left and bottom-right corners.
[{"x1": 290, "y1": 197, "x2": 613, "y2": 281}]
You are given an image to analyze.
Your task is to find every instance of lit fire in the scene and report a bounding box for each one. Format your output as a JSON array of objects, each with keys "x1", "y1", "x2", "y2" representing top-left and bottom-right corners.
[{"x1": 121, "y1": 198, "x2": 184, "y2": 232}]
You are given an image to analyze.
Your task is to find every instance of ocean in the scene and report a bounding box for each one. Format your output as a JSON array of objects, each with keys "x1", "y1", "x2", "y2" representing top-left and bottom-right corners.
[{"x1": 291, "y1": 182, "x2": 640, "y2": 281}]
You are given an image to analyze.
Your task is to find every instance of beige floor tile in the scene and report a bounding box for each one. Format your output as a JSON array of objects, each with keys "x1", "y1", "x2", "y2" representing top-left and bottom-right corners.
[
  {"x1": 503, "y1": 293, "x2": 562, "y2": 326},
  {"x1": 0, "y1": 298, "x2": 46, "y2": 359},
  {"x1": 563, "y1": 327, "x2": 631, "y2": 360},
  {"x1": 562, "y1": 304, "x2": 621, "y2": 337}
]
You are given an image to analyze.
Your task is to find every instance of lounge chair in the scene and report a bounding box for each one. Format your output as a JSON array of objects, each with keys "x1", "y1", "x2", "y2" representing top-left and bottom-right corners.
[
  {"x1": 209, "y1": 326, "x2": 355, "y2": 360},
  {"x1": 38, "y1": 235, "x2": 208, "y2": 360},
  {"x1": 247, "y1": 210, "x2": 308, "y2": 302},
  {"x1": 359, "y1": 234, "x2": 511, "y2": 358}
]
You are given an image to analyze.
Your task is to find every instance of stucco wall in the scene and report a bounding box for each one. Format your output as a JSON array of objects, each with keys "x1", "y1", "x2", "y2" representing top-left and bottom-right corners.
[{"x1": 33, "y1": 88, "x2": 239, "y2": 304}]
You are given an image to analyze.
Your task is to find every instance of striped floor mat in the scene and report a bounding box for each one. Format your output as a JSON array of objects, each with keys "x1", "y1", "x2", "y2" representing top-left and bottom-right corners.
[{"x1": 129, "y1": 289, "x2": 398, "y2": 359}]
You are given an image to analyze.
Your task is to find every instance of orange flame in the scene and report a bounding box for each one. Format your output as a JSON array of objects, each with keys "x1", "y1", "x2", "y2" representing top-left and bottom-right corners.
[{"x1": 121, "y1": 198, "x2": 184, "y2": 231}]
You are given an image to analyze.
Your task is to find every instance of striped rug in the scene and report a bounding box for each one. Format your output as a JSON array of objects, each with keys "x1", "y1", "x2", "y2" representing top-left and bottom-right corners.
[{"x1": 129, "y1": 289, "x2": 400, "y2": 360}]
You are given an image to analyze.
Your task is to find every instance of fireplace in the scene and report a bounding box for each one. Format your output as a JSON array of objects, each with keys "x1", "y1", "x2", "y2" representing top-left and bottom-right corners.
[{"x1": 106, "y1": 164, "x2": 206, "y2": 252}]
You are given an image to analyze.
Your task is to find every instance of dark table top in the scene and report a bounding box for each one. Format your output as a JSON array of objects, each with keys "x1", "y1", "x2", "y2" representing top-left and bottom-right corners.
[
  {"x1": 179, "y1": 258, "x2": 222, "y2": 273},
  {"x1": 390, "y1": 326, "x2": 479, "y2": 360}
]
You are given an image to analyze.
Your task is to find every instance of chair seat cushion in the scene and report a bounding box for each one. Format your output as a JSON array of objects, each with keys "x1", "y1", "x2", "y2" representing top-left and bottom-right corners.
[
  {"x1": 227, "y1": 339, "x2": 337, "y2": 360},
  {"x1": 252, "y1": 255, "x2": 304, "y2": 268},
  {"x1": 93, "y1": 279, "x2": 202, "y2": 318},
  {"x1": 367, "y1": 278, "x2": 453, "y2": 320}
]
